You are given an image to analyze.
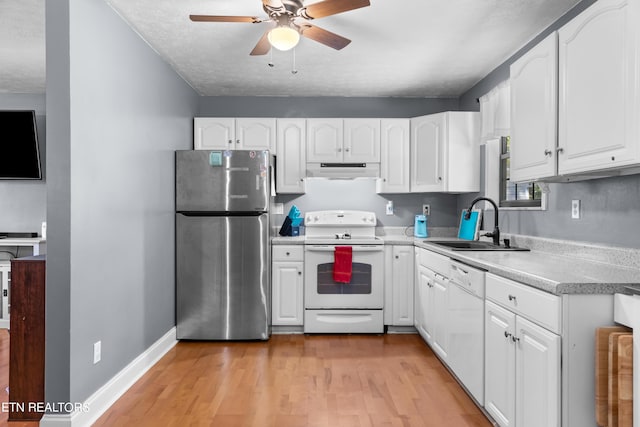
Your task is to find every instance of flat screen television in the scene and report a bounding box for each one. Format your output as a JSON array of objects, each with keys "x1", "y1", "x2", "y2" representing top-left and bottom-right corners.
[{"x1": 0, "y1": 110, "x2": 42, "y2": 180}]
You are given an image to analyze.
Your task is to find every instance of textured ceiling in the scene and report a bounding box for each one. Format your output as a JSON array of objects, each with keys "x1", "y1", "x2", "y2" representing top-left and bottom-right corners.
[{"x1": 1, "y1": 0, "x2": 583, "y2": 97}]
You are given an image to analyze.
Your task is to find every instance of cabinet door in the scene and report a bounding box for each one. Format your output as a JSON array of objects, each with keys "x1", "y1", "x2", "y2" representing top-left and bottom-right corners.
[
  {"x1": 343, "y1": 119, "x2": 380, "y2": 163},
  {"x1": 410, "y1": 114, "x2": 444, "y2": 192},
  {"x1": 391, "y1": 245, "x2": 414, "y2": 326},
  {"x1": 510, "y1": 32, "x2": 558, "y2": 182},
  {"x1": 306, "y1": 119, "x2": 343, "y2": 162},
  {"x1": 485, "y1": 300, "x2": 516, "y2": 427},
  {"x1": 276, "y1": 119, "x2": 306, "y2": 193},
  {"x1": 431, "y1": 273, "x2": 449, "y2": 360},
  {"x1": 236, "y1": 118, "x2": 276, "y2": 152},
  {"x1": 272, "y1": 261, "x2": 304, "y2": 325},
  {"x1": 194, "y1": 118, "x2": 235, "y2": 150},
  {"x1": 558, "y1": 0, "x2": 640, "y2": 175},
  {"x1": 515, "y1": 316, "x2": 561, "y2": 427},
  {"x1": 415, "y1": 264, "x2": 433, "y2": 342},
  {"x1": 378, "y1": 119, "x2": 410, "y2": 193}
]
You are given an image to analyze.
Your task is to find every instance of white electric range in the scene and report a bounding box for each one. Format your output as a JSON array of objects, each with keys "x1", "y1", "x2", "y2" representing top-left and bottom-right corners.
[{"x1": 303, "y1": 210, "x2": 384, "y2": 333}]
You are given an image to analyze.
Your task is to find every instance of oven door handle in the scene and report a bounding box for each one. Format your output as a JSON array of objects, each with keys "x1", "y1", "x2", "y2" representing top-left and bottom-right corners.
[{"x1": 305, "y1": 245, "x2": 384, "y2": 252}]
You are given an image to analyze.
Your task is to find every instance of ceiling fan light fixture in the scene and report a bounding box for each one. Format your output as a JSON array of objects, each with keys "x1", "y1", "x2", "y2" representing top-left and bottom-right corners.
[{"x1": 268, "y1": 26, "x2": 300, "y2": 51}]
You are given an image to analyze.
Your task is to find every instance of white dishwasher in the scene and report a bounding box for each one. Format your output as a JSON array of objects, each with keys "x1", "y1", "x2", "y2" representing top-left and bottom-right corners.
[{"x1": 446, "y1": 259, "x2": 486, "y2": 404}]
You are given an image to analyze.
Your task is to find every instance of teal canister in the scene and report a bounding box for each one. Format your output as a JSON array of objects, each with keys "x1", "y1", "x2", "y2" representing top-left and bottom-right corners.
[{"x1": 414, "y1": 214, "x2": 427, "y2": 238}]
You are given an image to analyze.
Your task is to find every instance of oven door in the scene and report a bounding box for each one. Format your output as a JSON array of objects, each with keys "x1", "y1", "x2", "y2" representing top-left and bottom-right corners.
[{"x1": 304, "y1": 244, "x2": 384, "y2": 309}]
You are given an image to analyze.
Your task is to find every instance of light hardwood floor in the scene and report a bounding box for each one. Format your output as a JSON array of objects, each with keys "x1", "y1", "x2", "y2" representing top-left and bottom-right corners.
[{"x1": 93, "y1": 334, "x2": 492, "y2": 427}]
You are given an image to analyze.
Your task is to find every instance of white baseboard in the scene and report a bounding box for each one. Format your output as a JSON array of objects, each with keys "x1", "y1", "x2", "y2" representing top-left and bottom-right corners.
[
  {"x1": 40, "y1": 327, "x2": 177, "y2": 427},
  {"x1": 0, "y1": 319, "x2": 9, "y2": 329}
]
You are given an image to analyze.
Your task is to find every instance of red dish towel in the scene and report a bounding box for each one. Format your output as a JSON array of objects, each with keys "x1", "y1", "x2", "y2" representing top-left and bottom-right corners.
[{"x1": 333, "y1": 246, "x2": 353, "y2": 283}]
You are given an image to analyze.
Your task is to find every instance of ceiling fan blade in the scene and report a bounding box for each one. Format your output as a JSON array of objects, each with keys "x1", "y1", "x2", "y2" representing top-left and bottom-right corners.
[
  {"x1": 250, "y1": 30, "x2": 272, "y2": 56},
  {"x1": 300, "y1": 24, "x2": 351, "y2": 50},
  {"x1": 190, "y1": 15, "x2": 262, "y2": 23},
  {"x1": 299, "y1": 0, "x2": 370, "y2": 20}
]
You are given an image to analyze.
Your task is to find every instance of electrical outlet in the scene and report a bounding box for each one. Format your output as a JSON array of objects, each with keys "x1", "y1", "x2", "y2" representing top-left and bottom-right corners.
[
  {"x1": 385, "y1": 200, "x2": 394, "y2": 215},
  {"x1": 571, "y1": 199, "x2": 581, "y2": 219},
  {"x1": 93, "y1": 341, "x2": 101, "y2": 364},
  {"x1": 423, "y1": 204, "x2": 430, "y2": 216}
]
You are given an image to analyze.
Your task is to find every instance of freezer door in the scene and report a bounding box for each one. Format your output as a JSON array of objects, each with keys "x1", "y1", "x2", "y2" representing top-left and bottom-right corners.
[
  {"x1": 176, "y1": 213, "x2": 270, "y2": 340},
  {"x1": 176, "y1": 150, "x2": 270, "y2": 212}
]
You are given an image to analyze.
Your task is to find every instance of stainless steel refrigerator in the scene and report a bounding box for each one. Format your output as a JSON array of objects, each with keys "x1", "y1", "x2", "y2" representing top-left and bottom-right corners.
[{"x1": 175, "y1": 149, "x2": 271, "y2": 340}]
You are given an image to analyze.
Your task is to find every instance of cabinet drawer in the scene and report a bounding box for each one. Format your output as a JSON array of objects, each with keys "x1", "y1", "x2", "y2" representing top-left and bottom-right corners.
[
  {"x1": 272, "y1": 245, "x2": 304, "y2": 261},
  {"x1": 417, "y1": 248, "x2": 450, "y2": 276},
  {"x1": 486, "y1": 273, "x2": 561, "y2": 334}
]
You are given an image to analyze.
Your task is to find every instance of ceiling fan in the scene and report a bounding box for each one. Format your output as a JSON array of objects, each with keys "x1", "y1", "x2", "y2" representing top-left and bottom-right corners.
[{"x1": 189, "y1": 0, "x2": 371, "y2": 55}]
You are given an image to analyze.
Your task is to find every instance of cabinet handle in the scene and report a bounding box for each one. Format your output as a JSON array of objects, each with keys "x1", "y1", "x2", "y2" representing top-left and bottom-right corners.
[
  {"x1": 511, "y1": 335, "x2": 520, "y2": 344},
  {"x1": 236, "y1": 139, "x2": 240, "y2": 144},
  {"x1": 438, "y1": 177, "x2": 442, "y2": 181},
  {"x1": 395, "y1": 255, "x2": 399, "y2": 259},
  {"x1": 337, "y1": 148, "x2": 342, "y2": 152},
  {"x1": 556, "y1": 147, "x2": 564, "y2": 154},
  {"x1": 544, "y1": 149, "x2": 552, "y2": 156},
  {"x1": 345, "y1": 147, "x2": 350, "y2": 152},
  {"x1": 508, "y1": 294, "x2": 517, "y2": 302},
  {"x1": 298, "y1": 271, "x2": 302, "y2": 275},
  {"x1": 286, "y1": 252, "x2": 290, "y2": 256},
  {"x1": 228, "y1": 139, "x2": 233, "y2": 144},
  {"x1": 504, "y1": 331, "x2": 512, "y2": 339},
  {"x1": 611, "y1": 156, "x2": 615, "y2": 161}
]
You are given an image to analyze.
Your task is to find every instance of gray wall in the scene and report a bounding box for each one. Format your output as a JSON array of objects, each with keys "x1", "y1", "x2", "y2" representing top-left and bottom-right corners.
[
  {"x1": 198, "y1": 96, "x2": 460, "y2": 118},
  {"x1": 0, "y1": 93, "x2": 46, "y2": 236},
  {"x1": 47, "y1": 0, "x2": 198, "y2": 406},
  {"x1": 457, "y1": 0, "x2": 640, "y2": 249},
  {"x1": 275, "y1": 179, "x2": 460, "y2": 230}
]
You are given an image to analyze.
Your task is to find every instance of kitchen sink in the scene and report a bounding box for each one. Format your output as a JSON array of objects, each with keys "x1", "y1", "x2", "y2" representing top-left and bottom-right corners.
[{"x1": 427, "y1": 240, "x2": 530, "y2": 251}]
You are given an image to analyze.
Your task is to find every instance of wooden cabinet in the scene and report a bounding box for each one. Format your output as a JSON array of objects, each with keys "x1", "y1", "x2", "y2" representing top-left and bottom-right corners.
[
  {"x1": 558, "y1": 0, "x2": 640, "y2": 176},
  {"x1": 510, "y1": 32, "x2": 558, "y2": 183},
  {"x1": 9, "y1": 255, "x2": 45, "y2": 421},
  {"x1": 410, "y1": 112, "x2": 480, "y2": 193},
  {"x1": 384, "y1": 245, "x2": 414, "y2": 326},
  {"x1": 271, "y1": 246, "x2": 303, "y2": 326},
  {"x1": 307, "y1": 119, "x2": 380, "y2": 163},
  {"x1": 194, "y1": 117, "x2": 276, "y2": 153},
  {"x1": 484, "y1": 274, "x2": 561, "y2": 427},
  {"x1": 276, "y1": 119, "x2": 306, "y2": 194},
  {"x1": 377, "y1": 119, "x2": 411, "y2": 193}
]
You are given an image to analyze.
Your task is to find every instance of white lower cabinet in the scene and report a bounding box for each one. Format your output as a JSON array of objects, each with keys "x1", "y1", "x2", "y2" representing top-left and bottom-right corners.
[
  {"x1": 384, "y1": 245, "x2": 414, "y2": 326},
  {"x1": 485, "y1": 275, "x2": 561, "y2": 427},
  {"x1": 271, "y1": 246, "x2": 304, "y2": 325}
]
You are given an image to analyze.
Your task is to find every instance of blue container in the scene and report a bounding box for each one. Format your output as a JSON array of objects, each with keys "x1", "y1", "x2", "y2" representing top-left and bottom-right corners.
[{"x1": 414, "y1": 214, "x2": 427, "y2": 238}]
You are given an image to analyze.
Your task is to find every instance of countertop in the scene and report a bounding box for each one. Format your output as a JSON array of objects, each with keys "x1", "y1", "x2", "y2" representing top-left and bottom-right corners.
[
  {"x1": 414, "y1": 240, "x2": 640, "y2": 295},
  {"x1": 272, "y1": 231, "x2": 640, "y2": 296}
]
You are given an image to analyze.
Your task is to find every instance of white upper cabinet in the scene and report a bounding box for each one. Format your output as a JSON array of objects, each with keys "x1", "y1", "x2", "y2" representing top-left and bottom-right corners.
[
  {"x1": 307, "y1": 119, "x2": 380, "y2": 163},
  {"x1": 558, "y1": 0, "x2": 640, "y2": 175},
  {"x1": 377, "y1": 119, "x2": 411, "y2": 193},
  {"x1": 410, "y1": 112, "x2": 480, "y2": 193},
  {"x1": 276, "y1": 119, "x2": 306, "y2": 194},
  {"x1": 343, "y1": 119, "x2": 381, "y2": 163},
  {"x1": 194, "y1": 118, "x2": 276, "y2": 153},
  {"x1": 510, "y1": 32, "x2": 558, "y2": 183},
  {"x1": 306, "y1": 119, "x2": 343, "y2": 162},
  {"x1": 193, "y1": 118, "x2": 235, "y2": 150}
]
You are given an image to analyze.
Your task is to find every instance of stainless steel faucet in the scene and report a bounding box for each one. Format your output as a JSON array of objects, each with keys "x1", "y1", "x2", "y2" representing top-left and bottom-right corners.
[{"x1": 465, "y1": 197, "x2": 500, "y2": 246}]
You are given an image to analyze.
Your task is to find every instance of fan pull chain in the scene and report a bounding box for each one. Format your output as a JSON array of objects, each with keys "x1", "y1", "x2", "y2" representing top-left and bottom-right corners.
[
  {"x1": 291, "y1": 48, "x2": 298, "y2": 74},
  {"x1": 268, "y1": 48, "x2": 274, "y2": 68}
]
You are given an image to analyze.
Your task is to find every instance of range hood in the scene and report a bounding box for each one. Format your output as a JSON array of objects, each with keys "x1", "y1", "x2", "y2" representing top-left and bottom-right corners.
[{"x1": 306, "y1": 162, "x2": 380, "y2": 178}]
